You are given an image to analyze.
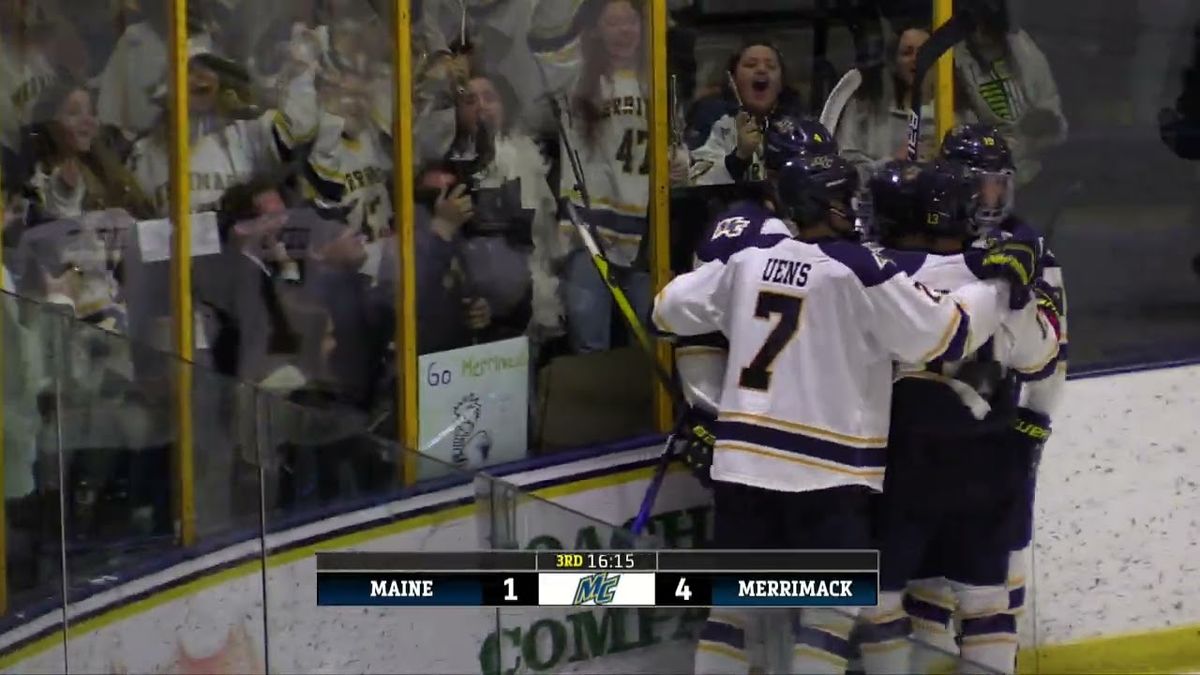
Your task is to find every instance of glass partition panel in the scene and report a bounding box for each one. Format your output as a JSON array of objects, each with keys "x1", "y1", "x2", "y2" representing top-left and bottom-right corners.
[
  {"x1": 181, "y1": 0, "x2": 404, "y2": 522},
  {"x1": 1013, "y1": 0, "x2": 1200, "y2": 370},
  {"x1": 1000, "y1": 0, "x2": 1200, "y2": 669},
  {"x1": 260, "y1": 394, "x2": 499, "y2": 674},
  {"x1": 412, "y1": 0, "x2": 658, "y2": 459},
  {"x1": 0, "y1": 292, "x2": 67, "y2": 674},
  {"x1": 53, "y1": 307, "x2": 268, "y2": 674},
  {"x1": 477, "y1": 474, "x2": 681, "y2": 675}
]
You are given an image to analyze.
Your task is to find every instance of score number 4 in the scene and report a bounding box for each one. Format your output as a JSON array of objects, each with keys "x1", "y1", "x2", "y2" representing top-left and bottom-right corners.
[{"x1": 675, "y1": 577, "x2": 691, "y2": 601}]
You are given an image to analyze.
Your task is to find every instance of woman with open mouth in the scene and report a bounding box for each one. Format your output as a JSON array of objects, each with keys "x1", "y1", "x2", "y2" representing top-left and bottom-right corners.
[{"x1": 689, "y1": 42, "x2": 802, "y2": 186}]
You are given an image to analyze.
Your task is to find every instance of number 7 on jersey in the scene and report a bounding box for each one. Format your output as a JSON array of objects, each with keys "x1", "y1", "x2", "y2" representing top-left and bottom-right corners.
[{"x1": 739, "y1": 291, "x2": 804, "y2": 391}]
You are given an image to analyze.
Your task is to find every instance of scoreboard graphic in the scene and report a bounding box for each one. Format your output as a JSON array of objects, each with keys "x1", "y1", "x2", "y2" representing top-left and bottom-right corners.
[{"x1": 316, "y1": 551, "x2": 879, "y2": 608}]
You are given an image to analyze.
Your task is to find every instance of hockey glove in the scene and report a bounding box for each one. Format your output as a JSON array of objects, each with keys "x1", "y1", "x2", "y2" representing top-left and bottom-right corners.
[
  {"x1": 672, "y1": 407, "x2": 717, "y2": 487},
  {"x1": 975, "y1": 236, "x2": 1041, "y2": 310},
  {"x1": 1010, "y1": 407, "x2": 1052, "y2": 477}
]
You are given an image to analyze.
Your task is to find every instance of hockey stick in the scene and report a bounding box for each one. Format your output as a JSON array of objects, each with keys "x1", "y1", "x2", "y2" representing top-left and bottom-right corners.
[
  {"x1": 530, "y1": 57, "x2": 692, "y2": 535},
  {"x1": 906, "y1": 12, "x2": 971, "y2": 160},
  {"x1": 819, "y1": 68, "x2": 862, "y2": 133}
]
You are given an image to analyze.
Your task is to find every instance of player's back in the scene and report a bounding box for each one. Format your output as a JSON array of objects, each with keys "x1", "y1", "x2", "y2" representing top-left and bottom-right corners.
[
  {"x1": 712, "y1": 237, "x2": 945, "y2": 495},
  {"x1": 888, "y1": 247, "x2": 1058, "y2": 390},
  {"x1": 677, "y1": 200, "x2": 794, "y2": 413},
  {"x1": 881, "y1": 247, "x2": 1058, "y2": 504}
]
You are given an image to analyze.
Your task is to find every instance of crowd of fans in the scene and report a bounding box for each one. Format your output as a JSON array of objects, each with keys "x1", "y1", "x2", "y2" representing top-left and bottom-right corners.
[{"x1": 0, "y1": 0, "x2": 1066, "y2": 600}]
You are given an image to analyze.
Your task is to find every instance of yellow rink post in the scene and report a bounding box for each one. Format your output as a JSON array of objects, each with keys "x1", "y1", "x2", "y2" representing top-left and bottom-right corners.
[
  {"x1": 392, "y1": 2, "x2": 418, "y2": 483},
  {"x1": 0, "y1": 79, "x2": 6, "y2": 614},
  {"x1": 934, "y1": 0, "x2": 956, "y2": 148},
  {"x1": 648, "y1": 0, "x2": 674, "y2": 433},
  {"x1": 168, "y1": 0, "x2": 196, "y2": 545}
]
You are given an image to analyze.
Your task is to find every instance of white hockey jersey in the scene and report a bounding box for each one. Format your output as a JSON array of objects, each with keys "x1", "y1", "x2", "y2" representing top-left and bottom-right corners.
[
  {"x1": 675, "y1": 200, "x2": 792, "y2": 413},
  {"x1": 1014, "y1": 224, "x2": 1068, "y2": 417},
  {"x1": 533, "y1": 35, "x2": 649, "y2": 267},
  {"x1": 128, "y1": 69, "x2": 319, "y2": 216},
  {"x1": 303, "y1": 114, "x2": 394, "y2": 243},
  {"x1": 690, "y1": 113, "x2": 766, "y2": 186},
  {"x1": 887, "y1": 249, "x2": 1059, "y2": 415},
  {"x1": 653, "y1": 237, "x2": 1011, "y2": 493}
]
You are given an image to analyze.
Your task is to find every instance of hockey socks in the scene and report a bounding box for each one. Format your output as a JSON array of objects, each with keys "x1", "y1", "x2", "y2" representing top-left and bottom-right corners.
[
  {"x1": 857, "y1": 591, "x2": 914, "y2": 674},
  {"x1": 955, "y1": 583, "x2": 1018, "y2": 674},
  {"x1": 792, "y1": 608, "x2": 859, "y2": 674},
  {"x1": 905, "y1": 579, "x2": 960, "y2": 674},
  {"x1": 695, "y1": 610, "x2": 753, "y2": 675}
]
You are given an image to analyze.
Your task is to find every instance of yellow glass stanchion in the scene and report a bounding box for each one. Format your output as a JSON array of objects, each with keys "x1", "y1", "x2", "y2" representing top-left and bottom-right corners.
[
  {"x1": 393, "y1": 1, "x2": 418, "y2": 484},
  {"x1": 0, "y1": 101, "x2": 7, "y2": 615},
  {"x1": 167, "y1": 0, "x2": 196, "y2": 545},
  {"x1": 934, "y1": 0, "x2": 956, "y2": 148},
  {"x1": 648, "y1": 0, "x2": 674, "y2": 433}
]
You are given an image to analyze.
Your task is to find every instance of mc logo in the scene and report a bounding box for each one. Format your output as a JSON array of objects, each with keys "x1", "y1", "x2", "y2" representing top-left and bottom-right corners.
[{"x1": 479, "y1": 504, "x2": 712, "y2": 675}]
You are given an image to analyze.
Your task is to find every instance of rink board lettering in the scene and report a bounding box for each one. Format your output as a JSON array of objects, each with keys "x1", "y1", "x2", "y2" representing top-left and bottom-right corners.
[{"x1": 0, "y1": 445, "x2": 713, "y2": 674}]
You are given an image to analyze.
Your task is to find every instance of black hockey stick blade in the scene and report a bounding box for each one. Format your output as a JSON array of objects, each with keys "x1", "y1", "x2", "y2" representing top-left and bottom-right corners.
[{"x1": 906, "y1": 12, "x2": 972, "y2": 160}]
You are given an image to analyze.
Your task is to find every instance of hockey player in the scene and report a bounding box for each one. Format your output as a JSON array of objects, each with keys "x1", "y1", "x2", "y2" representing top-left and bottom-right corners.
[
  {"x1": 900, "y1": 124, "x2": 1067, "y2": 671},
  {"x1": 854, "y1": 159, "x2": 1061, "y2": 675},
  {"x1": 670, "y1": 117, "x2": 839, "y2": 673},
  {"x1": 652, "y1": 152, "x2": 1042, "y2": 675},
  {"x1": 676, "y1": 116, "x2": 839, "y2": 427}
]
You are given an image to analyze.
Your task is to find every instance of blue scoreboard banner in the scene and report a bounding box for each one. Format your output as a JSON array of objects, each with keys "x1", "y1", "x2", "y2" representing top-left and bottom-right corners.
[{"x1": 315, "y1": 550, "x2": 880, "y2": 608}]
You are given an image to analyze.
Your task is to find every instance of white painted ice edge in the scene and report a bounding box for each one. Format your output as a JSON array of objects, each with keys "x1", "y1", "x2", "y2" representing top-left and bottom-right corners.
[{"x1": 0, "y1": 364, "x2": 1195, "y2": 673}]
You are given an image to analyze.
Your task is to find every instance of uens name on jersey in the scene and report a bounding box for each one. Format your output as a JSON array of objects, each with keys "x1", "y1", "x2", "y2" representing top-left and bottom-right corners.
[
  {"x1": 653, "y1": 237, "x2": 1011, "y2": 494},
  {"x1": 677, "y1": 201, "x2": 793, "y2": 413}
]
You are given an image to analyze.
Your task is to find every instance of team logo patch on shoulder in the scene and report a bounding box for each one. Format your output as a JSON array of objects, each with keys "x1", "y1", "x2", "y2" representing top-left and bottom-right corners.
[
  {"x1": 867, "y1": 246, "x2": 893, "y2": 270},
  {"x1": 712, "y1": 216, "x2": 751, "y2": 240}
]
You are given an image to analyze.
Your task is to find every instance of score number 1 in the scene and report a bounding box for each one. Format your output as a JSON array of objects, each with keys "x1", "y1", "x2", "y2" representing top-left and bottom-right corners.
[{"x1": 485, "y1": 573, "x2": 536, "y2": 606}]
